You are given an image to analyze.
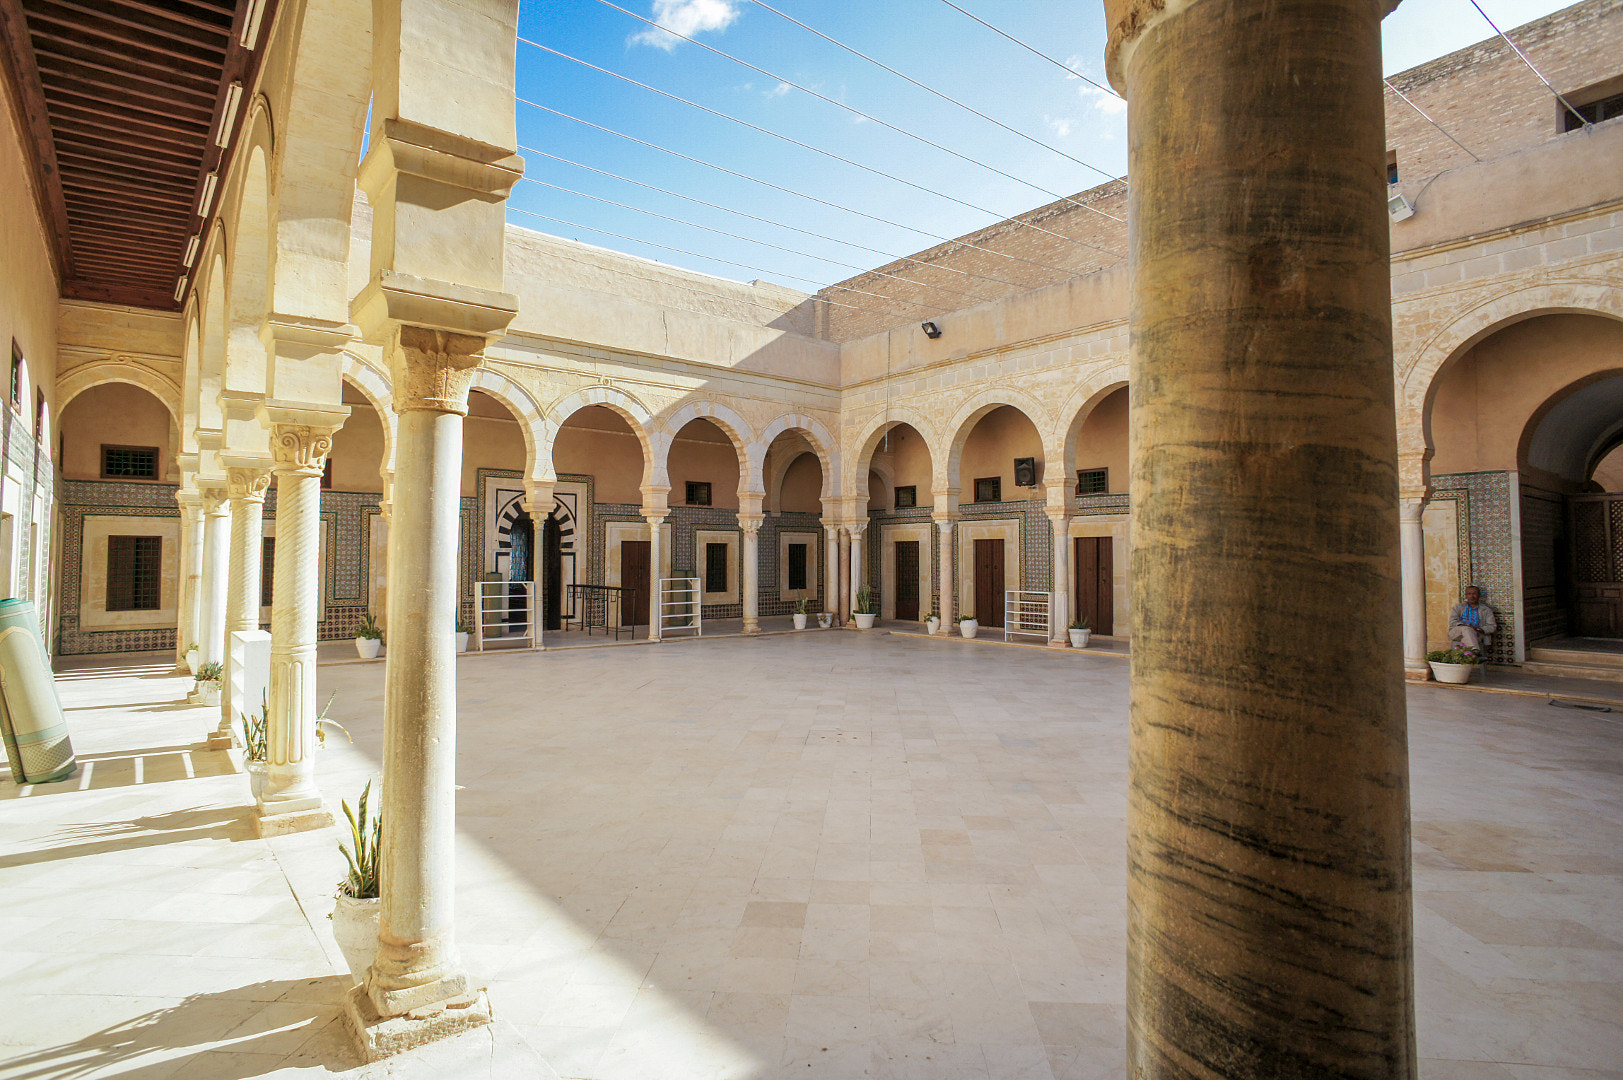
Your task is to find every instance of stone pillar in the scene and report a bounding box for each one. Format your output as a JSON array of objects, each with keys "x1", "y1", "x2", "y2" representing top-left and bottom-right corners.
[
  {"x1": 196, "y1": 485, "x2": 231, "y2": 672},
  {"x1": 645, "y1": 512, "x2": 667, "y2": 640},
  {"x1": 1106, "y1": 0, "x2": 1415, "y2": 1075},
  {"x1": 175, "y1": 493, "x2": 204, "y2": 671},
  {"x1": 256, "y1": 413, "x2": 346, "y2": 836},
  {"x1": 848, "y1": 522, "x2": 866, "y2": 625},
  {"x1": 933, "y1": 490, "x2": 959, "y2": 635},
  {"x1": 1400, "y1": 497, "x2": 1430, "y2": 680},
  {"x1": 1048, "y1": 512, "x2": 1072, "y2": 647},
  {"x1": 219, "y1": 466, "x2": 272, "y2": 737},
  {"x1": 824, "y1": 525, "x2": 839, "y2": 622},
  {"x1": 740, "y1": 513, "x2": 763, "y2": 634}
]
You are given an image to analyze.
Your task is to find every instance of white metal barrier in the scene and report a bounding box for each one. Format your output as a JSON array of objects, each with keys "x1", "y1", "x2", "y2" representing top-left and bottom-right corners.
[
  {"x1": 658, "y1": 577, "x2": 702, "y2": 639},
  {"x1": 474, "y1": 578, "x2": 538, "y2": 650},
  {"x1": 1004, "y1": 590, "x2": 1051, "y2": 643}
]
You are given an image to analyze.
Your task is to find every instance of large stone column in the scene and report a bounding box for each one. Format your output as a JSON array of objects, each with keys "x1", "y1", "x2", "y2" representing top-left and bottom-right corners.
[
  {"x1": 218, "y1": 466, "x2": 272, "y2": 736},
  {"x1": 196, "y1": 485, "x2": 231, "y2": 671},
  {"x1": 1400, "y1": 497, "x2": 1430, "y2": 680},
  {"x1": 933, "y1": 489, "x2": 959, "y2": 635},
  {"x1": 740, "y1": 510, "x2": 763, "y2": 634},
  {"x1": 256, "y1": 412, "x2": 347, "y2": 836},
  {"x1": 1106, "y1": 0, "x2": 1415, "y2": 1075},
  {"x1": 824, "y1": 525, "x2": 839, "y2": 622},
  {"x1": 175, "y1": 492, "x2": 204, "y2": 671}
]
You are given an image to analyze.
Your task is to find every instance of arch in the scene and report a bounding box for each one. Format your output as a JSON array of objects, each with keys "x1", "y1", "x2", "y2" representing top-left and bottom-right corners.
[
  {"x1": 540, "y1": 384, "x2": 658, "y2": 489},
  {"x1": 658, "y1": 398, "x2": 756, "y2": 496},
  {"x1": 341, "y1": 352, "x2": 397, "y2": 479},
  {"x1": 468, "y1": 368, "x2": 546, "y2": 481},
  {"x1": 222, "y1": 137, "x2": 274, "y2": 403},
  {"x1": 846, "y1": 408, "x2": 940, "y2": 509},
  {"x1": 756, "y1": 411, "x2": 841, "y2": 500},
  {"x1": 196, "y1": 250, "x2": 228, "y2": 433},
  {"x1": 1058, "y1": 365, "x2": 1130, "y2": 477},
  {"x1": 57, "y1": 363, "x2": 183, "y2": 432},
  {"x1": 941, "y1": 385, "x2": 1059, "y2": 491},
  {"x1": 179, "y1": 305, "x2": 201, "y2": 455}
]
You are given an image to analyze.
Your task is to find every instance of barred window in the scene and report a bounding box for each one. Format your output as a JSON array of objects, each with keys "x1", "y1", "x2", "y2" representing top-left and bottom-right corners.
[
  {"x1": 10, "y1": 340, "x2": 21, "y2": 409},
  {"x1": 686, "y1": 481, "x2": 712, "y2": 506},
  {"x1": 787, "y1": 544, "x2": 808, "y2": 591},
  {"x1": 101, "y1": 445, "x2": 159, "y2": 480},
  {"x1": 107, "y1": 535, "x2": 162, "y2": 611},
  {"x1": 974, "y1": 476, "x2": 1001, "y2": 503},
  {"x1": 1076, "y1": 468, "x2": 1109, "y2": 495},
  {"x1": 894, "y1": 485, "x2": 917, "y2": 509},
  {"x1": 705, "y1": 542, "x2": 728, "y2": 594},
  {"x1": 261, "y1": 537, "x2": 275, "y2": 606}
]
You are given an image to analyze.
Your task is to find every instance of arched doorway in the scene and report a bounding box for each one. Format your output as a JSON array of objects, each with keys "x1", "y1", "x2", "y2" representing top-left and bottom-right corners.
[
  {"x1": 857, "y1": 420, "x2": 934, "y2": 623},
  {"x1": 553, "y1": 404, "x2": 648, "y2": 629},
  {"x1": 951, "y1": 405, "x2": 1045, "y2": 629}
]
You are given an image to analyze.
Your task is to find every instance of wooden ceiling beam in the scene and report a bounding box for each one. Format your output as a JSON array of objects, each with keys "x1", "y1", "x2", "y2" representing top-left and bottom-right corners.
[
  {"x1": 28, "y1": 16, "x2": 219, "y2": 71},
  {"x1": 34, "y1": 64, "x2": 216, "y2": 119},
  {"x1": 45, "y1": 81, "x2": 212, "y2": 131},
  {"x1": 93, "y1": 0, "x2": 231, "y2": 38},
  {"x1": 48, "y1": 108, "x2": 205, "y2": 153},
  {"x1": 33, "y1": 44, "x2": 219, "y2": 99},
  {"x1": 54, "y1": 135, "x2": 198, "y2": 172},
  {"x1": 64, "y1": 280, "x2": 177, "y2": 307},
  {"x1": 32, "y1": 0, "x2": 227, "y2": 54},
  {"x1": 0, "y1": 0, "x2": 73, "y2": 281},
  {"x1": 57, "y1": 157, "x2": 198, "y2": 194},
  {"x1": 59, "y1": 176, "x2": 195, "y2": 211}
]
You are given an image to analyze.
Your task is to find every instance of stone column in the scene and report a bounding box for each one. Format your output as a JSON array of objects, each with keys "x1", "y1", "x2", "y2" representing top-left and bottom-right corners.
[
  {"x1": 196, "y1": 485, "x2": 231, "y2": 671},
  {"x1": 933, "y1": 504, "x2": 957, "y2": 635},
  {"x1": 1400, "y1": 497, "x2": 1429, "y2": 680},
  {"x1": 175, "y1": 493, "x2": 204, "y2": 671},
  {"x1": 218, "y1": 466, "x2": 272, "y2": 736},
  {"x1": 1048, "y1": 511, "x2": 1072, "y2": 647},
  {"x1": 1106, "y1": 0, "x2": 1415, "y2": 1075},
  {"x1": 824, "y1": 525, "x2": 839, "y2": 621},
  {"x1": 848, "y1": 521, "x2": 867, "y2": 625},
  {"x1": 256, "y1": 413, "x2": 347, "y2": 836},
  {"x1": 740, "y1": 513, "x2": 763, "y2": 634},
  {"x1": 645, "y1": 512, "x2": 667, "y2": 640}
]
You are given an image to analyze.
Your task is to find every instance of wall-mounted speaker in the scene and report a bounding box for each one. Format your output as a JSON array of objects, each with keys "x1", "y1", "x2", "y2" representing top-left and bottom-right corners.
[{"x1": 1014, "y1": 457, "x2": 1037, "y2": 487}]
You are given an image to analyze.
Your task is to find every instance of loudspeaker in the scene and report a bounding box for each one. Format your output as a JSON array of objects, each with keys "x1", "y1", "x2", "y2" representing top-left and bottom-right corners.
[{"x1": 1014, "y1": 457, "x2": 1037, "y2": 487}]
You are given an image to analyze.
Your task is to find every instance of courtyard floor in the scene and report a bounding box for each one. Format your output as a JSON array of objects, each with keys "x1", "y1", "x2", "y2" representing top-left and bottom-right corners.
[{"x1": 3, "y1": 634, "x2": 1621, "y2": 1078}]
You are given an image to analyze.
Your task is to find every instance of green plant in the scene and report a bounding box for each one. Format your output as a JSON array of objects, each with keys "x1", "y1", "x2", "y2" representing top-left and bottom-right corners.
[
  {"x1": 1426, "y1": 646, "x2": 1483, "y2": 666},
  {"x1": 958, "y1": 613, "x2": 975, "y2": 622},
  {"x1": 184, "y1": 642, "x2": 198, "y2": 654},
  {"x1": 456, "y1": 618, "x2": 471, "y2": 634},
  {"x1": 854, "y1": 584, "x2": 877, "y2": 615},
  {"x1": 338, "y1": 780, "x2": 382, "y2": 900},
  {"x1": 355, "y1": 613, "x2": 383, "y2": 641},
  {"x1": 924, "y1": 610, "x2": 939, "y2": 621},
  {"x1": 793, "y1": 591, "x2": 810, "y2": 615},
  {"x1": 239, "y1": 691, "x2": 268, "y2": 762},
  {"x1": 1070, "y1": 615, "x2": 1091, "y2": 631},
  {"x1": 314, "y1": 693, "x2": 350, "y2": 748},
  {"x1": 196, "y1": 660, "x2": 224, "y2": 684}
]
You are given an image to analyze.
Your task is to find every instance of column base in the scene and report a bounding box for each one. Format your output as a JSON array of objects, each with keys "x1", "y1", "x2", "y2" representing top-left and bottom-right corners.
[
  {"x1": 1405, "y1": 665, "x2": 1433, "y2": 682},
  {"x1": 253, "y1": 803, "x2": 334, "y2": 837},
  {"x1": 1048, "y1": 638, "x2": 1069, "y2": 649},
  {"x1": 742, "y1": 621, "x2": 761, "y2": 635},
  {"x1": 205, "y1": 731, "x2": 234, "y2": 750},
  {"x1": 343, "y1": 983, "x2": 494, "y2": 1063}
]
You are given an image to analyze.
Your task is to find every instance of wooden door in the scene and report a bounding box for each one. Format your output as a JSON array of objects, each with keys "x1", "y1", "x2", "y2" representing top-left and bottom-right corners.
[
  {"x1": 974, "y1": 538, "x2": 1004, "y2": 627},
  {"x1": 1074, "y1": 536, "x2": 1114, "y2": 636},
  {"x1": 894, "y1": 540, "x2": 920, "y2": 621},
  {"x1": 621, "y1": 540, "x2": 650, "y2": 627},
  {"x1": 543, "y1": 515, "x2": 563, "y2": 631}
]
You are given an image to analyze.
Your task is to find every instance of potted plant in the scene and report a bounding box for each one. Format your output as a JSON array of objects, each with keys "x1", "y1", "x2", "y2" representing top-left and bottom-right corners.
[
  {"x1": 854, "y1": 584, "x2": 877, "y2": 630},
  {"x1": 792, "y1": 591, "x2": 810, "y2": 630},
  {"x1": 817, "y1": 611, "x2": 833, "y2": 629},
  {"x1": 195, "y1": 660, "x2": 224, "y2": 706},
  {"x1": 958, "y1": 613, "x2": 978, "y2": 639},
  {"x1": 184, "y1": 642, "x2": 200, "y2": 676},
  {"x1": 455, "y1": 618, "x2": 470, "y2": 653},
  {"x1": 239, "y1": 692, "x2": 268, "y2": 801},
  {"x1": 924, "y1": 610, "x2": 940, "y2": 636},
  {"x1": 354, "y1": 613, "x2": 383, "y2": 659},
  {"x1": 1426, "y1": 645, "x2": 1483, "y2": 684},
  {"x1": 1068, "y1": 616, "x2": 1091, "y2": 648},
  {"x1": 331, "y1": 780, "x2": 382, "y2": 984}
]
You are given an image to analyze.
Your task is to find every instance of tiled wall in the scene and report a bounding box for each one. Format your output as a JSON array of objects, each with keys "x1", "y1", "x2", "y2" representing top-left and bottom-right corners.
[
  {"x1": 1432, "y1": 471, "x2": 1518, "y2": 663},
  {"x1": 58, "y1": 479, "x2": 176, "y2": 655}
]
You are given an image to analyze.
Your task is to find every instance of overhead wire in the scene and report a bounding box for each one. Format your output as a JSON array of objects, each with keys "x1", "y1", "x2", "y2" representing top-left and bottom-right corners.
[
  {"x1": 1466, "y1": 0, "x2": 1591, "y2": 127},
  {"x1": 518, "y1": 37, "x2": 1126, "y2": 258},
  {"x1": 935, "y1": 0, "x2": 1122, "y2": 102},
  {"x1": 514, "y1": 96, "x2": 1088, "y2": 282},
  {"x1": 1382, "y1": 79, "x2": 1482, "y2": 162},
  {"x1": 595, "y1": 0, "x2": 1123, "y2": 208}
]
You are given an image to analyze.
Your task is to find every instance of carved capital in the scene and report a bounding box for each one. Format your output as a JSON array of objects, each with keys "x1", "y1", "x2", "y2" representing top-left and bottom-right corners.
[
  {"x1": 390, "y1": 326, "x2": 486, "y2": 415},
  {"x1": 270, "y1": 425, "x2": 337, "y2": 477},
  {"x1": 227, "y1": 467, "x2": 273, "y2": 503},
  {"x1": 738, "y1": 514, "x2": 764, "y2": 535}
]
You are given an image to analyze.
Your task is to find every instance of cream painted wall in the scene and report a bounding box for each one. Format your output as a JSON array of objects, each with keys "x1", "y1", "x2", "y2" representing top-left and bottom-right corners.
[
  {"x1": 462, "y1": 390, "x2": 528, "y2": 495},
  {"x1": 867, "y1": 424, "x2": 932, "y2": 509},
  {"x1": 669, "y1": 420, "x2": 742, "y2": 509},
  {"x1": 1075, "y1": 386, "x2": 1129, "y2": 493},
  {"x1": 779, "y1": 453, "x2": 823, "y2": 513},
  {"x1": 1429, "y1": 314, "x2": 1623, "y2": 480},
  {"x1": 961, "y1": 406, "x2": 1044, "y2": 502},
  {"x1": 1, "y1": 72, "x2": 59, "y2": 454},
  {"x1": 60, "y1": 383, "x2": 175, "y2": 482},
  {"x1": 330, "y1": 398, "x2": 387, "y2": 492},
  {"x1": 555, "y1": 406, "x2": 646, "y2": 504}
]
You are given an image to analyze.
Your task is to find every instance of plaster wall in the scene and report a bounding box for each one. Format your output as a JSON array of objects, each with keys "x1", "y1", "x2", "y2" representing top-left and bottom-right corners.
[
  {"x1": 329, "y1": 397, "x2": 388, "y2": 492},
  {"x1": 668, "y1": 421, "x2": 742, "y2": 510},
  {"x1": 867, "y1": 425, "x2": 933, "y2": 509},
  {"x1": 59, "y1": 383, "x2": 175, "y2": 483},
  {"x1": 554, "y1": 407, "x2": 646, "y2": 504},
  {"x1": 1, "y1": 66, "x2": 58, "y2": 478},
  {"x1": 1074, "y1": 387, "x2": 1129, "y2": 493},
  {"x1": 961, "y1": 406, "x2": 1045, "y2": 502},
  {"x1": 779, "y1": 454, "x2": 823, "y2": 514}
]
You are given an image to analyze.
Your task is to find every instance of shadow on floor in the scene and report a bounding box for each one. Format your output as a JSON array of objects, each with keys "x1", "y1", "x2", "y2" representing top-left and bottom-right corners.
[
  {"x1": 0, "y1": 805, "x2": 256, "y2": 868},
  {"x1": 0, "y1": 744, "x2": 238, "y2": 802}
]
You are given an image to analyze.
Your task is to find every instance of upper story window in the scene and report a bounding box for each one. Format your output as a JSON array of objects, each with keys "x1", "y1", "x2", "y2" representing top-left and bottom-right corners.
[
  {"x1": 894, "y1": 485, "x2": 917, "y2": 509},
  {"x1": 686, "y1": 481, "x2": 712, "y2": 506},
  {"x1": 973, "y1": 476, "x2": 1001, "y2": 503},
  {"x1": 101, "y1": 445, "x2": 159, "y2": 480},
  {"x1": 1077, "y1": 468, "x2": 1109, "y2": 496},
  {"x1": 34, "y1": 389, "x2": 44, "y2": 444},
  {"x1": 1562, "y1": 77, "x2": 1623, "y2": 132},
  {"x1": 1386, "y1": 150, "x2": 1399, "y2": 184},
  {"x1": 9, "y1": 340, "x2": 22, "y2": 410}
]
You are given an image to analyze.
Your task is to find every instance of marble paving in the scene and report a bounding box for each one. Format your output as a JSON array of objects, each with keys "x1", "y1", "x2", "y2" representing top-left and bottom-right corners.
[{"x1": 2, "y1": 635, "x2": 1620, "y2": 1078}]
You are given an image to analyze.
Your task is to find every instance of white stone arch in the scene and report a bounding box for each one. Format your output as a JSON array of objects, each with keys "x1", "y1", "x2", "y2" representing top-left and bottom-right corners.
[
  {"x1": 180, "y1": 302, "x2": 201, "y2": 456},
  {"x1": 540, "y1": 384, "x2": 659, "y2": 489},
  {"x1": 846, "y1": 407, "x2": 940, "y2": 509},
  {"x1": 658, "y1": 398, "x2": 756, "y2": 497},
  {"x1": 341, "y1": 352, "x2": 397, "y2": 479},
  {"x1": 197, "y1": 247, "x2": 228, "y2": 434},
  {"x1": 221, "y1": 107, "x2": 276, "y2": 406},
  {"x1": 1059, "y1": 364, "x2": 1130, "y2": 478},
  {"x1": 755, "y1": 412, "x2": 841, "y2": 502},
  {"x1": 941, "y1": 385, "x2": 1059, "y2": 491},
  {"x1": 467, "y1": 368, "x2": 546, "y2": 482},
  {"x1": 1399, "y1": 280, "x2": 1623, "y2": 491},
  {"x1": 56, "y1": 363, "x2": 184, "y2": 433}
]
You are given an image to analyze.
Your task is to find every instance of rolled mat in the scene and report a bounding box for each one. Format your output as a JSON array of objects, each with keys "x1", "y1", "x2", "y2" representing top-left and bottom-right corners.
[{"x1": 0, "y1": 599, "x2": 76, "y2": 784}]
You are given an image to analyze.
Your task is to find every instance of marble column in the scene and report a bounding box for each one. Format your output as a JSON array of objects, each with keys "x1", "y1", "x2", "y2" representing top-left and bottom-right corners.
[
  {"x1": 848, "y1": 522, "x2": 866, "y2": 625},
  {"x1": 1048, "y1": 511, "x2": 1072, "y2": 646},
  {"x1": 196, "y1": 485, "x2": 231, "y2": 672},
  {"x1": 646, "y1": 511, "x2": 667, "y2": 640},
  {"x1": 933, "y1": 515, "x2": 955, "y2": 634},
  {"x1": 740, "y1": 513, "x2": 763, "y2": 634},
  {"x1": 1401, "y1": 497, "x2": 1430, "y2": 680},
  {"x1": 219, "y1": 466, "x2": 272, "y2": 737},
  {"x1": 1106, "y1": 0, "x2": 1415, "y2": 1074},
  {"x1": 824, "y1": 525, "x2": 839, "y2": 621},
  {"x1": 257, "y1": 413, "x2": 346, "y2": 836},
  {"x1": 175, "y1": 493, "x2": 204, "y2": 671}
]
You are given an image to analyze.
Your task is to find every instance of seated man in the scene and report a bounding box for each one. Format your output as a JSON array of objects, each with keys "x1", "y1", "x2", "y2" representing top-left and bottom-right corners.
[{"x1": 1448, "y1": 585, "x2": 1497, "y2": 653}]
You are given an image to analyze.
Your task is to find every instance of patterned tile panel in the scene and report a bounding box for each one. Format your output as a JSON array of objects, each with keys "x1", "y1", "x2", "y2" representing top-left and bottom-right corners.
[{"x1": 1432, "y1": 471, "x2": 1516, "y2": 663}]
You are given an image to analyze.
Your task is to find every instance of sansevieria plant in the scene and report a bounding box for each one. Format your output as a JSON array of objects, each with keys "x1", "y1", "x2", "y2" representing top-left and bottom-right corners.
[{"x1": 338, "y1": 780, "x2": 382, "y2": 900}]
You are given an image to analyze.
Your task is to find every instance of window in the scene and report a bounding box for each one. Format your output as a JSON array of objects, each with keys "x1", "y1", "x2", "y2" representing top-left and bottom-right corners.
[
  {"x1": 1076, "y1": 468, "x2": 1109, "y2": 495},
  {"x1": 705, "y1": 542, "x2": 728, "y2": 593},
  {"x1": 787, "y1": 544, "x2": 808, "y2": 591},
  {"x1": 261, "y1": 537, "x2": 276, "y2": 606},
  {"x1": 9, "y1": 340, "x2": 21, "y2": 409},
  {"x1": 106, "y1": 535, "x2": 162, "y2": 611},
  {"x1": 894, "y1": 485, "x2": 917, "y2": 509},
  {"x1": 1385, "y1": 150, "x2": 1398, "y2": 184},
  {"x1": 686, "y1": 481, "x2": 712, "y2": 506},
  {"x1": 1564, "y1": 88, "x2": 1623, "y2": 131},
  {"x1": 101, "y1": 445, "x2": 159, "y2": 480},
  {"x1": 973, "y1": 476, "x2": 1001, "y2": 503},
  {"x1": 34, "y1": 389, "x2": 43, "y2": 444}
]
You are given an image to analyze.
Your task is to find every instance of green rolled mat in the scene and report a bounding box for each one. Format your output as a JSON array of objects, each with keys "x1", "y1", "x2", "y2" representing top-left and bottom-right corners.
[{"x1": 0, "y1": 599, "x2": 76, "y2": 784}]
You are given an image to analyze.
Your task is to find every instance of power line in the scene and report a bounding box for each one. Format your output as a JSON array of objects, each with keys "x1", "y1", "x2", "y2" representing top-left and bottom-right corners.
[
  {"x1": 595, "y1": 0, "x2": 1124, "y2": 213},
  {"x1": 935, "y1": 0, "x2": 1122, "y2": 102},
  {"x1": 746, "y1": 0, "x2": 1124, "y2": 189},
  {"x1": 518, "y1": 37, "x2": 1126, "y2": 259},
  {"x1": 1382, "y1": 79, "x2": 1482, "y2": 162},
  {"x1": 521, "y1": 144, "x2": 1034, "y2": 293},
  {"x1": 515, "y1": 96, "x2": 1095, "y2": 282},
  {"x1": 1466, "y1": 0, "x2": 1590, "y2": 127},
  {"x1": 517, "y1": 174, "x2": 1002, "y2": 306}
]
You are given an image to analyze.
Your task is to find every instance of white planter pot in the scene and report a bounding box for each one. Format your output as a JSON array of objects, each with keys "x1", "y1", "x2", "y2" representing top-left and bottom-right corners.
[
  {"x1": 1428, "y1": 660, "x2": 1476, "y2": 684},
  {"x1": 331, "y1": 893, "x2": 381, "y2": 984},
  {"x1": 1069, "y1": 629, "x2": 1091, "y2": 648},
  {"x1": 854, "y1": 613, "x2": 876, "y2": 629},
  {"x1": 455, "y1": 631, "x2": 469, "y2": 653},
  {"x1": 793, "y1": 613, "x2": 808, "y2": 630},
  {"x1": 959, "y1": 620, "x2": 978, "y2": 639},
  {"x1": 818, "y1": 613, "x2": 833, "y2": 629},
  {"x1": 245, "y1": 760, "x2": 267, "y2": 802},
  {"x1": 198, "y1": 682, "x2": 221, "y2": 707},
  {"x1": 355, "y1": 637, "x2": 381, "y2": 659},
  {"x1": 185, "y1": 650, "x2": 199, "y2": 676},
  {"x1": 925, "y1": 618, "x2": 940, "y2": 636}
]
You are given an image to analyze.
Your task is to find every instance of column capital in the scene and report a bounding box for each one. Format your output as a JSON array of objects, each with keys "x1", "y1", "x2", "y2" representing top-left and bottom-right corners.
[
  {"x1": 523, "y1": 481, "x2": 555, "y2": 516},
  {"x1": 227, "y1": 467, "x2": 273, "y2": 503},
  {"x1": 175, "y1": 489, "x2": 202, "y2": 511},
  {"x1": 389, "y1": 327, "x2": 486, "y2": 415},
  {"x1": 1399, "y1": 497, "x2": 1427, "y2": 524},
  {"x1": 847, "y1": 520, "x2": 869, "y2": 540},
  {"x1": 641, "y1": 483, "x2": 671, "y2": 519},
  {"x1": 931, "y1": 488, "x2": 961, "y2": 518},
  {"x1": 199, "y1": 483, "x2": 230, "y2": 512},
  {"x1": 269, "y1": 426, "x2": 338, "y2": 478},
  {"x1": 738, "y1": 513, "x2": 764, "y2": 534}
]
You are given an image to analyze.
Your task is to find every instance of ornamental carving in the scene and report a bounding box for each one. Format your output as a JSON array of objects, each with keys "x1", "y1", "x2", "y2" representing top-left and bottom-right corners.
[
  {"x1": 270, "y1": 426, "x2": 336, "y2": 476},
  {"x1": 391, "y1": 326, "x2": 486, "y2": 415},
  {"x1": 227, "y1": 467, "x2": 273, "y2": 501}
]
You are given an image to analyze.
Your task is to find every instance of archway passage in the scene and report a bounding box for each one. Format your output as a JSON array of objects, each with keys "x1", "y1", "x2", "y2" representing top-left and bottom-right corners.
[
  {"x1": 763, "y1": 430, "x2": 828, "y2": 617},
  {"x1": 857, "y1": 422, "x2": 935, "y2": 624},
  {"x1": 465, "y1": 390, "x2": 534, "y2": 641}
]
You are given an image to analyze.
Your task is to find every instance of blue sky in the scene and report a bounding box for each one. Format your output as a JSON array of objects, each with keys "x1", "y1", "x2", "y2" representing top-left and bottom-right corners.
[{"x1": 510, "y1": 0, "x2": 1576, "y2": 292}]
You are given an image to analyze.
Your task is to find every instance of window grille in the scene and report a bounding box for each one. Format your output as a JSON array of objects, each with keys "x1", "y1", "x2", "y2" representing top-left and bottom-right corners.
[
  {"x1": 787, "y1": 544, "x2": 808, "y2": 591},
  {"x1": 9, "y1": 340, "x2": 21, "y2": 408},
  {"x1": 107, "y1": 535, "x2": 162, "y2": 611},
  {"x1": 1565, "y1": 89, "x2": 1623, "y2": 131},
  {"x1": 974, "y1": 476, "x2": 1001, "y2": 503},
  {"x1": 686, "y1": 481, "x2": 712, "y2": 506},
  {"x1": 101, "y1": 445, "x2": 159, "y2": 479},
  {"x1": 705, "y1": 542, "x2": 728, "y2": 593},
  {"x1": 894, "y1": 485, "x2": 917, "y2": 508},
  {"x1": 1076, "y1": 468, "x2": 1109, "y2": 495}
]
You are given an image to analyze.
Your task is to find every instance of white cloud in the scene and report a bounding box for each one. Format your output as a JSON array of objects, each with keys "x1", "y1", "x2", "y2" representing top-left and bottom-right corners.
[
  {"x1": 1081, "y1": 85, "x2": 1126, "y2": 116},
  {"x1": 765, "y1": 81, "x2": 790, "y2": 98},
  {"x1": 629, "y1": 0, "x2": 741, "y2": 50},
  {"x1": 1044, "y1": 115, "x2": 1073, "y2": 138}
]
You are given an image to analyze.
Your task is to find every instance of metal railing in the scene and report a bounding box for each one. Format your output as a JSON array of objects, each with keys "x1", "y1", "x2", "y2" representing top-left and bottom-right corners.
[
  {"x1": 1004, "y1": 590, "x2": 1052, "y2": 643},
  {"x1": 658, "y1": 577, "x2": 702, "y2": 638},
  {"x1": 564, "y1": 583, "x2": 632, "y2": 640},
  {"x1": 474, "y1": 579, "x2": 537, "y2": 650}
]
